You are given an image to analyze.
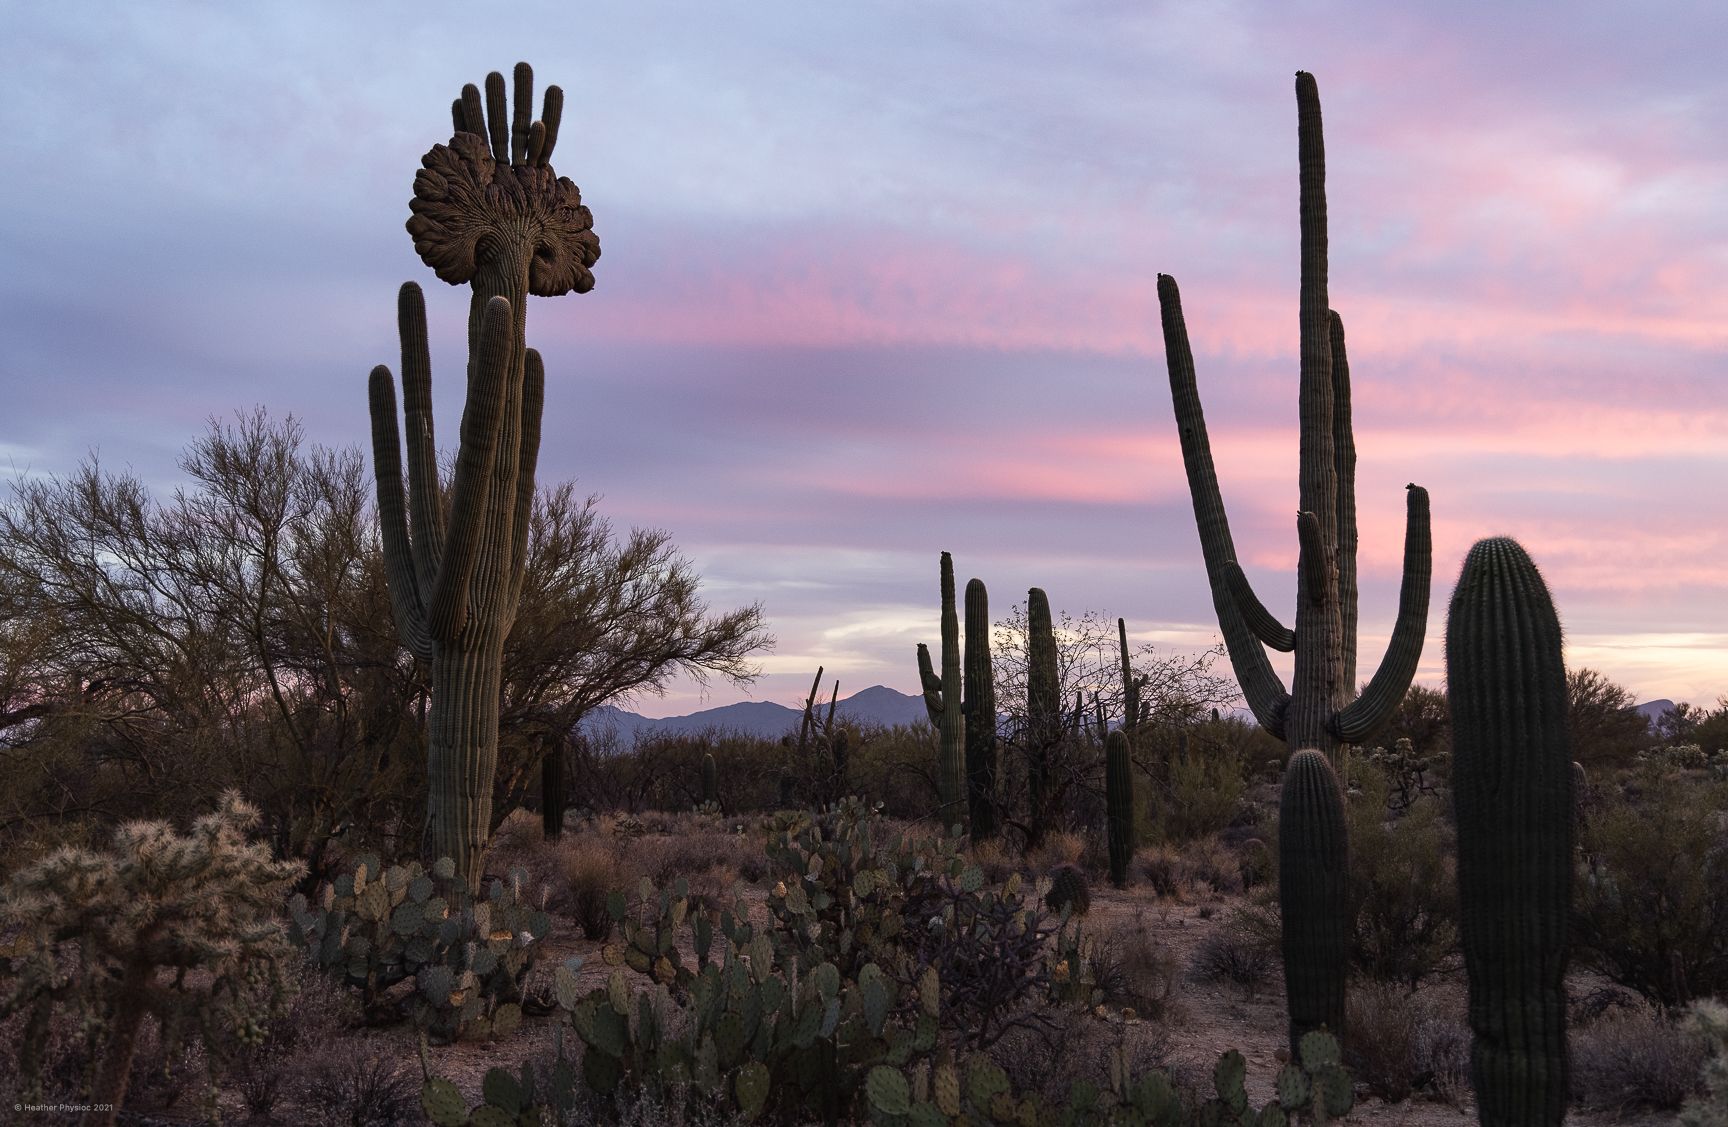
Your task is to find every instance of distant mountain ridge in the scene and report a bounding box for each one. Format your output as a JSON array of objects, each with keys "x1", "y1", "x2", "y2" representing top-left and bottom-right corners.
[{"x1": 580, "y1": 684, "x2": 928, "y2": 744}]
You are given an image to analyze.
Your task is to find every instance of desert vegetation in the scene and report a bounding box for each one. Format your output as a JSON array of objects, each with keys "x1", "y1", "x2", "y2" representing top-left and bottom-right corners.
[{"x1": 1, "y1": 60, "x2": 1725, "y2": 1127}]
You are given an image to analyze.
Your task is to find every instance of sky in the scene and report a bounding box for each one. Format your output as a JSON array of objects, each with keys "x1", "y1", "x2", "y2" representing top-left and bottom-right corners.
[{"x1": 2, "y1": 2, "x2": 1726, "y2": 720}]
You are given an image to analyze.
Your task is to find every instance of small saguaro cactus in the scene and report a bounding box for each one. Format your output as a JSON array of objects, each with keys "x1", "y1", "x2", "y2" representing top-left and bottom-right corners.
[
  {"x1": 1157, "y1": 69, "x2": 1432, "y2": 766},
  {"x1": 963, "y1": 577, "x2": 999, "y2": 839},
  {"x1": 701, "y1": 752, "x2": 718, "y2": 807},
  {"x1": 1105, "y1": 729, "x2": 1135, "y2": 887},
  {"x1": 1279, "y1": 749, "x2": 1350, "y2": 1057},
  {"x1": 915, "y1": 551, "x2": 968, "y2": 828},
  {"x1": 1026, "y1": 587, "x2": 1062, "y2": 847},
  {"x1": 1118, "y1": 617, "x2": 1149, "y2": 734},
  {"x1": 1447, "y1": 537, "x2": 1572, "y2": 1124},
  {"x1": 368, "y1": 62, "x2": 600, "y2": 891}
]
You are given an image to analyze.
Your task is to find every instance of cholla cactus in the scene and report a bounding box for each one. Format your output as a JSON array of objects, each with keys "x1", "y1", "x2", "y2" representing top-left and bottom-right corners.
[{"x1": 0, "y1": 793, "x2": 304, "y2": 1126}]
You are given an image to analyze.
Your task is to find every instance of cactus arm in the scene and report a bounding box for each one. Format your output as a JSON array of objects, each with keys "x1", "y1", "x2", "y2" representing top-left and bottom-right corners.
[
  {"x1": 1158, "y1": 273, "x2": 1290, "y2": 739},
  {"x1": 366, "y1": 366, "x2": 434, "y2": 663},
  {"x1": 916, "y1": 643, "x2": 942, "y2": 725},
  {"x1": 1330, "y1": 484, "x2": 1431, "y2": 743},
  {"x1": 510, "y1": 63, "x2": 533, "y2": 165},
  {"x1": 937, "y1": 552, "x2": 966, "y2": 819},
  {"x1": 458, "y1": 83, "x2": 485, "y2": 136},
  {"x1": 426, "y1": 295, "x2": 512, "y2": 643},
  {"x1": 505, "y1": 348, "x2": 544, "y2": 607},
  {"x1": 1296, "y1": 512, "x2": 1329, "y2": 607},
  {"x1": 1330, "y1": 311, "x2": 1358, "y2": 692},
  {"x1": 484, "y1": 70, "x2": 510, "y2": 163},
  {"x1": 396, "y1": 283, "x2": 444, "y2": 595},
  {"x1": 1224, "y1": 562, "x2": 1295, "y2": 652},
  {"x1": 538, "y1": 86, "x2": 563, "y2": 166}
]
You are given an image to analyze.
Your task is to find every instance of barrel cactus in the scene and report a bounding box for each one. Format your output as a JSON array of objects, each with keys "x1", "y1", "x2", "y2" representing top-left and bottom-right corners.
[
  {"x1": 368, "y1": 62, "x2": 599, "y2": 891},
  {"x1": 1446, "y1": 537, "x2": 1571, "y2": 1123}
]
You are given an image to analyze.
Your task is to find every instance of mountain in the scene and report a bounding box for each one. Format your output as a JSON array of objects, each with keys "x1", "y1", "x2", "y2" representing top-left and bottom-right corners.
[
  {"x1": 578, "y1": 685, "x2": 928, "y2": 745},
  {"x1": 1636, "y1": 699, "x2": 1676, "y2": 730}
]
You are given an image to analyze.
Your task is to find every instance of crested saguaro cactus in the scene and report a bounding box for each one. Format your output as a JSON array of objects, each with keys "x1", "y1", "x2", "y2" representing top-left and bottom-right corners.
[
  {"x1": 1446, "y1": 537, "x2": 1572, "y2": 1124},
  {"x1": 369, "y1": 63, "x2": 600, "y2": 891},
  {"x1": 1158, "y1": 71, "x2": 1432, "y2": 763},
  {"x1": 916, "y1": 551, "x2": 968, "y2": 828}
]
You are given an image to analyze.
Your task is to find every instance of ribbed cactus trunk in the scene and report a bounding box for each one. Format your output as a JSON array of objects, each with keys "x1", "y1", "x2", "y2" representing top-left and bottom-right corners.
[
  {"x1": 369, "y1": 64, "x2": 598, "y2": 893},
  {"x1": 1279, "y1": 749, "x2": 1350, "y2": 1056},
  {"x1": 1447, "y1": 538, "x2": 1572, "y2": 1124},
  {"x1": 1026, "y1": 587, "x2": 1060, "y2": 848},
  {"x1": 1105, "y1": 729, "x2": 1134, "y2": 887},
  {"x1": 1118, "y1": 617, "x2": 1143, "y2": 734},
  {"x1": 541, "y1": 735, "x2": 564, "y2": 842},
  {"x1": 1157, "y1": 69, "x2": 1432, "y2": 765},
  {"x1": 963, "y1": 578, "x2": 998, "y2": 839}
]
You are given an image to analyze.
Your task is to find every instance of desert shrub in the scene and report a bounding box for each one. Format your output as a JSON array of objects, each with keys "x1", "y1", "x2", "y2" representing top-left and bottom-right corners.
[
  {"x1": 1135, "y1": 835, "x2": 1242, "y2": 900},
  {"x1": 985, "y1": 1006, "x2": 1176, "y2": 1112},
  {"x1": 1343, "y1": 982, "x2": 1470, "y2": 1104},
  {"x1": 968, "y1": 837, "x2": 1021, "y2": 885},
  {"x1": 1680, "y1": 998, "x2": 1728, "y2": 1127},
  {"x1": 1087, "y1": 910, "x2": 1180, "y2": 1021},
  {"x1": 1344, "y1": 762, "x2": 1460, "y2": 987},
  {"x1": 1044, "y1": 862, "x2": 1091, "y2": 917},
  {"x1": 218, "y1": 954, "x2": 358, "y2": 1119},
  {"x1": 1188, "y1": 922, "x2": 1278, "y2": 997},
  {"x1": 1025, "y1": 829, "x2": 1087, "y2": 873},
  {"x1": 1574, "y1": 769, "x2": 1728, "y2": 1006},
  {"x1": 297, "y1": 1040, "x2": 419, "y2": 1127},
  {"x1": 1570, "y1": 1000, "x2": 1708, "y2": 1113},
  {"x1": 0, "y1": 793, "x2": 303, "y2": 1123},
  {"x1": 1146, "y1": 744, "x2": 1245, "y2": 844},
  {"x1": 556, "y1": 834, "x2": 635, "y2": 940}
]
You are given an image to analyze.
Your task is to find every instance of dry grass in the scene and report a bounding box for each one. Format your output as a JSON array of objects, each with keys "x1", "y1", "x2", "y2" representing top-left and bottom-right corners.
[
  {"x1": 1570, "y1": 1000, "x2": 1708, "y2": 1114},
  {"x1": 1136, "y1": 835, "x2": 1243, "y2": 900},
  {"x1": 1344, "y1": 982, "x2": 1471, "y2": 1105}
]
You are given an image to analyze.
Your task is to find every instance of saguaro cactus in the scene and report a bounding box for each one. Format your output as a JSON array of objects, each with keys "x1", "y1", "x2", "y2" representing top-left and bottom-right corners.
[
  {"x1": 1446, "y1": 537, "x2": 1572, "y2": 1124},
  {"x1": 369, "y1": 63, "x2": 600, "y2": 891},
  {"x1": 701, "y1": 752, "x2": 718, "y2": 807},
  {"x1": 1158, "y1": 71, "x2": 1431, "y2": 763},
  {"x1": 1026, "y1": 587, "x2": 1061, "y2": 846},
  {"x1": 963, "y1": 578, "x2": 999, "y2": 839},
  {"x1": 1105, "y1": 729, "x2": 1135, "y2": 887},
  {"x1": 1279, "y1": 749, "x2": 1350, "y2": 1056},
  {"x1": 915, "y1": 551, "x2": 968, "y2": 827},
  {"x1": 1118, "y1": 617, "x2": 1148, "y2": 733}
]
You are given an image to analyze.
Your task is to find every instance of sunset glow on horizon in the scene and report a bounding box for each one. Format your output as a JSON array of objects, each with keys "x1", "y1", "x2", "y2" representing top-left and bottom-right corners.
[{"x1": 3, "y1": 3, "x2": 1724, "y2": 720}]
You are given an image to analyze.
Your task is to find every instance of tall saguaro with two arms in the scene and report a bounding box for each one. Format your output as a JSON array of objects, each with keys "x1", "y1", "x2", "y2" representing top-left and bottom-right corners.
[{"x1": 368, "y1": 63, "x2": 601, "y2": 891}]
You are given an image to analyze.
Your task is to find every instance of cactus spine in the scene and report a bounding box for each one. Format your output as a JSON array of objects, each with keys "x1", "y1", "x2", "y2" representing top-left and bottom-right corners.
[
  {"x1": 916, "y1": 552, "x2": 968, "y2": 828},
  {"x1": 963, "y1": 578, "x2": 999, "y2": 839},
  {"x1": 369, "y1": 63, "x2": 598, "y2": 892},
  {"x1": 701, "y1": 752, "x2": 718, "y2": 807},
  {"x1": 1105, "y1": 730, "x2": 1134, "y2": 887},
  {"x1": 1026, "y1": 587, "x2": 1060, "y2": 847},
  {"x1": 1446, "y1": 537, "x2": 1571, "y2": 1124},
  {"x1": 1157, "y1": 69, "x2": 1432, "y2": 764},
  {"x1": 1279, "y1": 749, "x2": 1350, "y2": 1057}
]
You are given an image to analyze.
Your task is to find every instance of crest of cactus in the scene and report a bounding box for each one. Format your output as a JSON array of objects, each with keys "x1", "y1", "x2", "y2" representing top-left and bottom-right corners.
[
  {"x1": 1279, "y1": 749, "x2": 1350, "y2": 1056},
  {"x1": 915, "y1": 551, "x2": 968, "y2": 827},
  {"x1": 963, "y1": 577, "x2": 999, "y2": 839},
  {"x1": 1158, "y1": 70, "x2": 1432, "y2": 763},
  {"x1": 1446, "y1": 537, "x2": 1572, "y2": 1123},
  {"x1": 368, "y1": 63, "x2": 599, "y2": 892},
  {"x1": 1105, "y1": 729, "x2": 1135, "y2": 887}
]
